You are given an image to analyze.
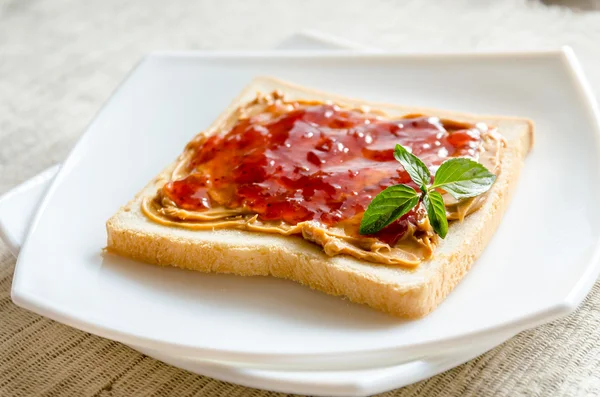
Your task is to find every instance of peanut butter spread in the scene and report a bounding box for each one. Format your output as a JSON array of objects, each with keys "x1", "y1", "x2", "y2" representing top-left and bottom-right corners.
[{"x1": 142, "y1": 92, "x2": 504, "y2": 267}]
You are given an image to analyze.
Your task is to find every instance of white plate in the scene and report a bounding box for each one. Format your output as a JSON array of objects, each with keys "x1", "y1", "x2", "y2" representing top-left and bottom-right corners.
[
  {"x1": 143, "y1": 336, "x2": 510, "y2": 397},
  {"x1": 0, "y1": 145, "x2": 515, "y2": 396},
  {"x1": 0, "y1": 32, "x2": 520, "y2": 396},
  {"x1": 0, "y1": 117, "x2": 514, "y2": 397},
  {"x1": 9, "y1": 42, "x2": 600, "y2": 370},
  {"x1": 0, "y1": 165, "x2": 60, "y2": 256}
]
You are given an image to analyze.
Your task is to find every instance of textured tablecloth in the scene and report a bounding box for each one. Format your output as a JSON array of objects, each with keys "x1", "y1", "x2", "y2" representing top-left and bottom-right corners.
[{"x1": 2, "y1": 0, "x2": 600, "y2": 396}]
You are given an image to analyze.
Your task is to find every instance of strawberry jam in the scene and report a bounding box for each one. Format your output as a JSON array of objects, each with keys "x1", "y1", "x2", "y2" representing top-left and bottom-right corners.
[{"x1": 163, "y1": 101, "x2": 483, "y2": 240}]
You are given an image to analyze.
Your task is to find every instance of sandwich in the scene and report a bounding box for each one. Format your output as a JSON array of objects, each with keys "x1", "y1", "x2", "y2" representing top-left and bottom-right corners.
[{"x1": 106, "y1": 76, "x2": 533, "y2": 318}]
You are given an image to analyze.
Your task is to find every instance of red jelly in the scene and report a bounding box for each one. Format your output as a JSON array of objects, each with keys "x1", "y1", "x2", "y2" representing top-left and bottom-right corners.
[{"x1": 163, "y1": 102, "x2": 483, "y2": 241}]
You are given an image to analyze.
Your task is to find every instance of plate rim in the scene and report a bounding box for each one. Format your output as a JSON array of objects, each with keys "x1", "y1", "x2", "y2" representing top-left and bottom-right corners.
[{"x1": 11, "y1": 46, "x2": 600, "y2": 366}]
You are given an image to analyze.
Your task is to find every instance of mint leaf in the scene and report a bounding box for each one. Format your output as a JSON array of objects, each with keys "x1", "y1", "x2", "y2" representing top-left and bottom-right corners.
[
  {"x1": 423, "y1": 190, "x2": 448, "y2": 238},
  {"x1": 359, "y1": 185, "x2": 420, "y2": 235},
  {"x1": 431, "y1": 158, "x2": 496, "y2": 200},
  {"x1": 394, "y1": 144, "x2": 430, "y2": 191}
]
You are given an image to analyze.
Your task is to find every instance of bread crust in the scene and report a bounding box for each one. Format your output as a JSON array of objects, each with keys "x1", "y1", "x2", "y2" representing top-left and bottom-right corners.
[{"x1": 106, "y1": 76, "x2": 534, "y2": 318}]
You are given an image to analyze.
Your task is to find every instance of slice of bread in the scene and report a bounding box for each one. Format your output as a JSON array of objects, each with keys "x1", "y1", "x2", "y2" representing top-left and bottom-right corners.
[{"x1": 106, "y1": 76, "x2": 534, "y2": 318}]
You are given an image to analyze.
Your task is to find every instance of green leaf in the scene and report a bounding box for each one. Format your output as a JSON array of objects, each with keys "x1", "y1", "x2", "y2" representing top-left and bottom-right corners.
[
  {"x1": 423, "y1": 190, "x2": 448, "y2": 239},
  {"x1": 431, "y1": 158, "x2": 496, "y2": 200},
  {"x1": 359, "y1": 184, "x2": 420, "y2": 235},
  {"x1": 394, "y1": 144, "x2": 431, "y2": 191}
]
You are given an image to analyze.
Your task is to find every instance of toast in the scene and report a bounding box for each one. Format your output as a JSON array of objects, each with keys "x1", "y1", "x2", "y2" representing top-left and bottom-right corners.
[{"x1": 106, "y1": 76, "x2": 534, "y2": 318}]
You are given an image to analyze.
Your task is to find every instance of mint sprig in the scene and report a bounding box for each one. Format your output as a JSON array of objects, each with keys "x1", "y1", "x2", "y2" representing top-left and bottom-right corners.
[{"x1": 359, "y1": 144, "x2": 496, "y2": 238}]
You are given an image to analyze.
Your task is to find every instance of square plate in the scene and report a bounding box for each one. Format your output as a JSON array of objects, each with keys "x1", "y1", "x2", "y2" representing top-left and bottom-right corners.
[
  {"x1": 11, "y1": 48, "x2": 600, "y2": 370},
  {"x1": 0, "y1": 32, "x2": 519, "y2": 396}
]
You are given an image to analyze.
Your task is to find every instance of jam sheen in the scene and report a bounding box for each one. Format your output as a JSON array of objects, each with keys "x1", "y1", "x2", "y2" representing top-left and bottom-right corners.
[{"x1": 163, "y1": 103, "x2": 483, "y2": 244}]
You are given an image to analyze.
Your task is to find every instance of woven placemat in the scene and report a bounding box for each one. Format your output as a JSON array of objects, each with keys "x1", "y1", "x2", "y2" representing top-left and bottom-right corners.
[{"x1": 2, "y1": 0, "x2": 600, "y2": 395}]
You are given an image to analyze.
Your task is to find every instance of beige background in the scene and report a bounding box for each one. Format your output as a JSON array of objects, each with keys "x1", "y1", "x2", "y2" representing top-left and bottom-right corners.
[{"x1": 2, "y1": 0, "x2": 600, "y2": 396}]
